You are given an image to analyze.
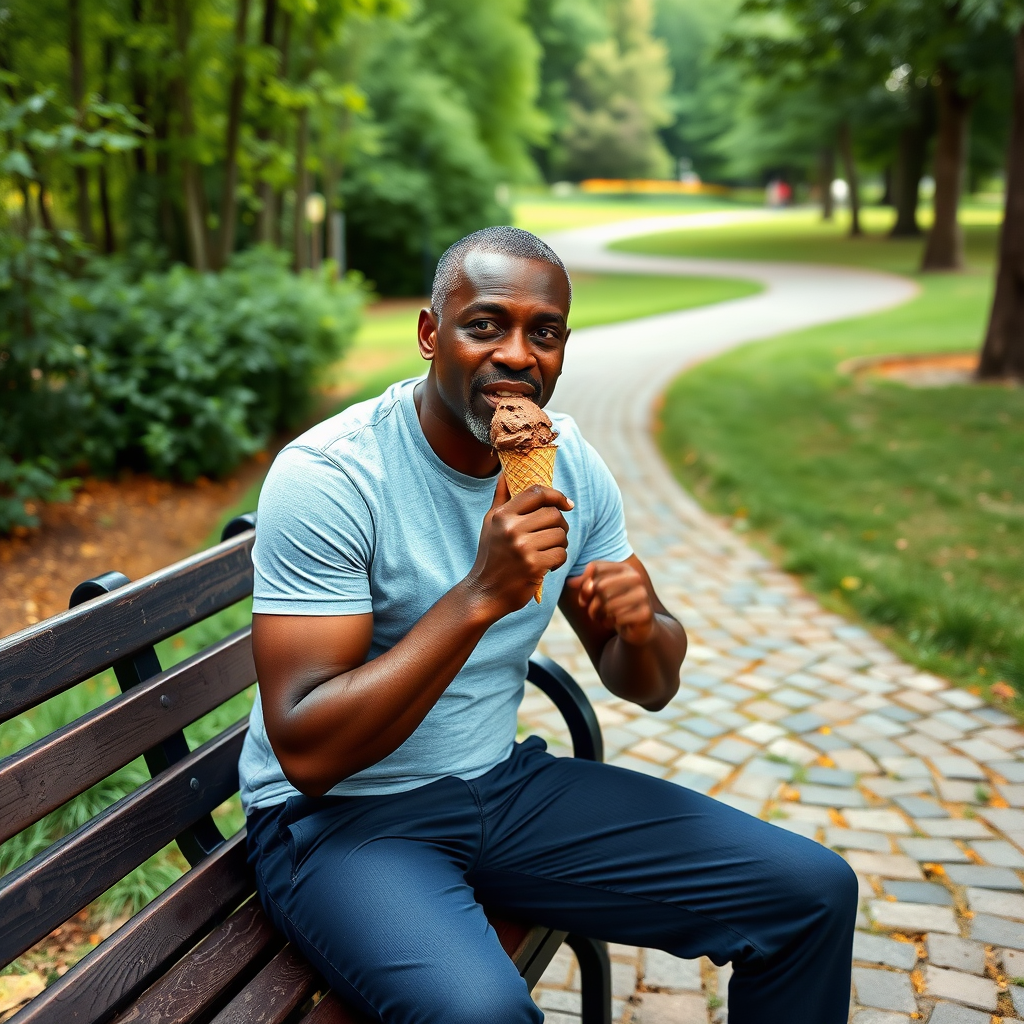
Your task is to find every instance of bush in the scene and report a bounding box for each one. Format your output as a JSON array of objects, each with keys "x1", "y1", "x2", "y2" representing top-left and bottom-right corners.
[
  {"x1": 0, "y1": 233, "x2": 365, "y2": 531},
  {"x1": 70, "y1": 248, "x2": 364, "y2": 479}
]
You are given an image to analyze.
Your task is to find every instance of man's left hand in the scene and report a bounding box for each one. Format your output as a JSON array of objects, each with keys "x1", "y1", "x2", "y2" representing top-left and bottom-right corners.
[{"x1": 564, "y1": 561, "x2": 655, "y2": 646}]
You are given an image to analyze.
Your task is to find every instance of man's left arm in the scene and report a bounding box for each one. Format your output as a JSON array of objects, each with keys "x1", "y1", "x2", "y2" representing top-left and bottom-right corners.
[{"x1": 560, "y1": 555, "x2": 686, "y2": 711}]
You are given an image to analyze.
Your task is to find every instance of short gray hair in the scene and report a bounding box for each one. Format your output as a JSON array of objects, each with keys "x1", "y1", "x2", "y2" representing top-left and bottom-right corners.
[{"x1": 430, "y1": 226, "x2": 572, "y2": 322}]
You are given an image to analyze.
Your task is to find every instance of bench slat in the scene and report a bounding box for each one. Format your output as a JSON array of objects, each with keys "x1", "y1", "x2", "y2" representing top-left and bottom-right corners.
[
  {"x1": 210, "y1": 945, "x2": 317, "y2": 1024},
  {"x1": 0, "y1": 531, "x2": 255, "y2": 724},
  {"x1": 0, "y1": 629, "x2": 255, "y2": 846},
  {"x1": 111, "y1": 899, "x2": 280, "y2": 1024},
  {"x1": 0, "y1": 720, "x2": 247, "y2": 968},
  {"x1": 10, "y1": 830, "x2": 253, "y2": 1024},
  {"x1": 303, "y1": 993, "x2": 372, "y2": 1024}
]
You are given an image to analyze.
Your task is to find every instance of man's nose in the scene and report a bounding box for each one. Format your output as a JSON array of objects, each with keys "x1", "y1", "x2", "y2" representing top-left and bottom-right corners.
[{"x1": 491, "y1": 327, "x2": 535, "y2": 370}]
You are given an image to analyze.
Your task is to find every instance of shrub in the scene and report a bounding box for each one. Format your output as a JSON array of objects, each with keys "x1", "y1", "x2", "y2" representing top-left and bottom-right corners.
[
  {"x1": 0, "y1": 234, "x2": 365, "y2": 531},
  {"x1": 70, "y1": 248, "x2": 364, "y2": 480}
]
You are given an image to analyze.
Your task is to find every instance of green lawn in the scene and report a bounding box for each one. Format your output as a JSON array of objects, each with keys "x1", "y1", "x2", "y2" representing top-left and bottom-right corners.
[
  {"x1": 613, "y1": 206, "x2": 1002, "y2": 275},
  {"x1": 512, "y1": 191, "x2": 745, "y2": 235},
  {"x1": 640, "y1": 210, "x2": 1024, "y2": 709}
]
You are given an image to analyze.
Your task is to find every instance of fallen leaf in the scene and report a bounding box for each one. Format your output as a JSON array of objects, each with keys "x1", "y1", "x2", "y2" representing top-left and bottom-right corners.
[{"x1": 0, "y1": 973, "x2": 45, "y2": 1014}]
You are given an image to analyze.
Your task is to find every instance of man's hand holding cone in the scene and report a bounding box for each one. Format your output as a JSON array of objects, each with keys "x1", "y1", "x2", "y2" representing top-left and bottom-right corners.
[{"x1": 489, "y1": 395, "x2": 561, "y2": 602}]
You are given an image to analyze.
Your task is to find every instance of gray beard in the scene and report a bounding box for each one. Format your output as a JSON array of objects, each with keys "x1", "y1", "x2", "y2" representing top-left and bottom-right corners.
[{"x1": 465, "y1": 405, "x2": 493, "y2": 446}]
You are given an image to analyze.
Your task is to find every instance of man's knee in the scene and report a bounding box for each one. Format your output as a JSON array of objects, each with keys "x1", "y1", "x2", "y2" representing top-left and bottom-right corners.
[{"x1": 792, "y1": 841, "x2": 859, "y2": 930}]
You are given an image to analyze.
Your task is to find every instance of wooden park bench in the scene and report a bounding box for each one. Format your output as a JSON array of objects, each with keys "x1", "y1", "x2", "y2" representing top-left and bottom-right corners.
[{"x1": 0, "y1": 513, "x2": 613, "y2": 1024}]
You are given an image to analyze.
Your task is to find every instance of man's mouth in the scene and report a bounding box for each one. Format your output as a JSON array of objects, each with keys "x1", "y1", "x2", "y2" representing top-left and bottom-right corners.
[{"x1": 476, "y1": 380, "x2": 540, "y2": 409}]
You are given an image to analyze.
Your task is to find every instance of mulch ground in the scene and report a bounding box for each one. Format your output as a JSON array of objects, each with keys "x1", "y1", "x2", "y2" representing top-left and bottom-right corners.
[{"x1": 0, "y1": 458, "x2": 270, "y2": 641}]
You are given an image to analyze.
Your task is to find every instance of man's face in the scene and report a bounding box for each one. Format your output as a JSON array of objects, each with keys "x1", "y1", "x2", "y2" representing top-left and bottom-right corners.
[{"x1": 418, "y1": 252, "x2": 571, "y2": 445}]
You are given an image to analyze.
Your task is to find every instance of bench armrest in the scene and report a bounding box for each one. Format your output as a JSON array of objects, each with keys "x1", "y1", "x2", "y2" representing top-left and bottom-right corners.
[{"x1": 526, "y1": 655, "x2": 603, "y2": 763}]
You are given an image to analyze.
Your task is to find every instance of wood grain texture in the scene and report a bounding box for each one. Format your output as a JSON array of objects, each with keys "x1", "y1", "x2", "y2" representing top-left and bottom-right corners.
[
  {"x1": 111, "y1": 899, "x2": 279, "y2": 1024},
  {"x1": 9, "y1": 832, "x2": 254, "y2": 1024},
  {"x1": 209, "y1": 945, "x2": 317, "y2": 1024},
  {"x1": 0, "y1": 629, "x2": 255, "y2": 845},
  {"x1": 0, "y1": 721, "x2": 247, "y2": 967},
  {"x1": 302, "y1": 993, "x2": 374, "y2": 1024},
  {"x1": 0, "y1": 531, "x2": 255, "y2": 724}
]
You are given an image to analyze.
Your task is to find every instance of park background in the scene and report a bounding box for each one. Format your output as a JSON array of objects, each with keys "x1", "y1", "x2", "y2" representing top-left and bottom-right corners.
[{"x1": 2, "y1": 0, "x2": 1024, "y2": 1009}]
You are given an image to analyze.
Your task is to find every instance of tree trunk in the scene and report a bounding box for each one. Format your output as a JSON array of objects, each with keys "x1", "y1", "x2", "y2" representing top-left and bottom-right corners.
[
  {"x1": 838, "y1": 121, "x2": 861, "y2": 237},
  {"x1": 922, "y1": 64, "x2": 972, "y2": 271},
  {"x1": 68, "y1": 0, "x2": 95, "y2": 244},
  {"x1": 819, "y1": 147, "x2": 835, "y2": 221},
  {"x1": 978, "y1": 27, "x2": 1024, "y2": 379},
  {"x1": 255, "y1": 0, "x2": 278, "y2": 244},
  {"x1": 324, "y1": 155, "x2": 340, "y2": 270},
  {"x1": 98, "y1": 39, "x2": 117, "y2": 254},
  {"x1": 130, "y1": 0, "x2": 149, "y2": 174},
  {"x1": 173, "y1": 0, "x2": 209, "y2": 270},
  {"x1": 274, "y1": 10, "x2": 293, "y2": 250},
  {"x1": 890, "y1": 89, "x2": 932, "y2": 238},
  {"x1": 214, "y1": 0, "x2": 251, "y2": 268},
  {"x1": 293, "y1": 106, "x2": 309, "y2": 271}
]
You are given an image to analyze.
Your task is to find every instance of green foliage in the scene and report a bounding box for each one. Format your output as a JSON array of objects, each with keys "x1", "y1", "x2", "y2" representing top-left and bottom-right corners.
[
  {"x1": 0, "y1": 456, "x2": 78, "y2": 534},
  {"x1": 558, "y1": 0, "x2": 674, "y2": 180},
  {"x1": 68, "y1": 248, "x2": 364, "y2": 479},
  {"x1": 340, "y1": 19, "x2": 510, "y2": 294},
  {"x1": 0, "y1": 232, "x2": 364, "y2": 529}
]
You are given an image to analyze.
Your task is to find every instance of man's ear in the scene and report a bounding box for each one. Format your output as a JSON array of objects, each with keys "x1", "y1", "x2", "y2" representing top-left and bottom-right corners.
[{"x1": 417, "y1": 308, "x2": 438, "y2": 361}]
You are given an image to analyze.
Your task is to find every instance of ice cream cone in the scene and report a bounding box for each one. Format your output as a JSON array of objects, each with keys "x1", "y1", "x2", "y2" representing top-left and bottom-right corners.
[{"x1": 497, "y1": 445, "x2": 558, "y2": 602}]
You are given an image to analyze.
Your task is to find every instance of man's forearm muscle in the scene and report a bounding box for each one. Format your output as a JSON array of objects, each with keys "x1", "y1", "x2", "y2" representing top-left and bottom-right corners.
[{"x1": 560, "y1": 556, "x2": 686, "y2": 711}]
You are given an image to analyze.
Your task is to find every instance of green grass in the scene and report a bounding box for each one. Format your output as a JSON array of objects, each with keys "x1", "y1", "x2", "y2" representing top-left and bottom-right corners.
[
  {"x1": 512, "y1": 192, "x2": 746, "y2": 235},
  {"x1": 613, "y1": 206, "x2": 1002, "y2": 275},
  {"x1": 642, "y1": 210, "x2": 1024, "y2": 709}
]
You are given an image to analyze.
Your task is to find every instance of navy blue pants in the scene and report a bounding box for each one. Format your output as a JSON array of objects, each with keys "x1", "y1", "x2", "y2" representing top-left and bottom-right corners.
[{"x1": 247, "y1": 736, "x2": 856, "y2": 1024}]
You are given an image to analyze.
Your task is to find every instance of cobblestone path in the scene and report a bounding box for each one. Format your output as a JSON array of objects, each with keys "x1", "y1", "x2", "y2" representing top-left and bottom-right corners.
[{"x1": 518, "y1": 219, "x2": 1024, "y2": 1023}]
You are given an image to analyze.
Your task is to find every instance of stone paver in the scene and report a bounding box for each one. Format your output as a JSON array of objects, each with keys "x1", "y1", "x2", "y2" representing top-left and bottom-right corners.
[{"x1": 516, "y1": 220, "x2": 1024, "y2": 1020}]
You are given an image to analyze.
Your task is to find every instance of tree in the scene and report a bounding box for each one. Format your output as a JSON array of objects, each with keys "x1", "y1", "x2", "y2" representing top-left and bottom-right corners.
[
  {"x1": 339, "y1": 2, "x2": 529, "y2": 293},
  {"x1": 653, "y1": 0, "x2": 742, "y2": 182},
  {"x1": 559, "y1": 0, "x2": 673, "y2": 180},
  {"x1": 887, "y1": 72, "x2": 934, "y2": 237},
  {"x1": 525, "y1": 0, "x2": 608, "y2": 179},
  {"x1": 979, "y1": 20, "x2": 1024, "y2": 377},
  {"x1": 885, "y1": 0, "x2": 1013, "y2": 270},
  {"x1": 722, "y1": 0, "x2": 893, "y2": 233}
]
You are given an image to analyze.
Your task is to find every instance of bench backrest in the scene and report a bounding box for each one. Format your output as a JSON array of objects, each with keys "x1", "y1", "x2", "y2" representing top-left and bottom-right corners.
[
  {"x1": 0, "y1": 514, "x2": 599, "y2": 1024},
  {"x1": 0, "y1": 517, "x2": 261, "y2": 1023}
]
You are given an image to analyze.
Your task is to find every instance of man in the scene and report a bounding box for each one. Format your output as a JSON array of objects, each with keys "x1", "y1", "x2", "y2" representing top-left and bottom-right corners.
[{"x1": 242, "y1": 226, "x2": 857, "y2": 1024}]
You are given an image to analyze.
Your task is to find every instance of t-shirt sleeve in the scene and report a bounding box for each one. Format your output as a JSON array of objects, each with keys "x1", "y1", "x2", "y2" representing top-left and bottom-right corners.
[
  {"x1": 252, "y1": 445, "x2": 374, "y2": 615},
  {"x1": 567, "y1": 439, "x2": 633, "y2": 576}
]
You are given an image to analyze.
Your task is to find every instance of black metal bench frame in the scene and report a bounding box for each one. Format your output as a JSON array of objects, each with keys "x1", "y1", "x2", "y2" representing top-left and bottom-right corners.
[{"x1": 0, "y1": 513, "x2": 612, "y2": 1024}]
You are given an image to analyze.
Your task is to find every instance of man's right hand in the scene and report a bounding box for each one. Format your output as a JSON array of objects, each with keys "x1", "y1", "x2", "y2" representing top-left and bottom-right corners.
[{"x1": 467, "y1": 473, "x2": 573, "y2": 617}]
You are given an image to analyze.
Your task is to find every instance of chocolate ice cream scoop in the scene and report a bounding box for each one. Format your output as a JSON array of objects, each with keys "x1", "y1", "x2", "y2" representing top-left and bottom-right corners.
[{"x1": 489, "y1": 396, "x2": 558, "y2": 452}]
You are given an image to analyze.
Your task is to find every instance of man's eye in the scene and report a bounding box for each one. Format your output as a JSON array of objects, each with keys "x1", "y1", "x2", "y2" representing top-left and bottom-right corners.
[{"x1": 470, "y1": 320, "x2": 493, "y2": 331}]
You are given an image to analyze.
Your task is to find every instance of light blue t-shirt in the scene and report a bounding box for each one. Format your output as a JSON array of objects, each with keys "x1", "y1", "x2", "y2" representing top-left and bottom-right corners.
[{"x1": 239, "y1": 378, "x2": 632, "y2": 811}]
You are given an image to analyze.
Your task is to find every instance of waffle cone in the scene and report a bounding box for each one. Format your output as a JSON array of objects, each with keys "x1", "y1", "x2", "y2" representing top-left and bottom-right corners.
[{"x1": 497, "y1": 445, "x2": 558, "y2": 603}]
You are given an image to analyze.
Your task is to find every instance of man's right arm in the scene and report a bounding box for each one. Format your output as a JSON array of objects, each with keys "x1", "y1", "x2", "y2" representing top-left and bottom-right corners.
[{"x1": 251, "y1": 478, "x2": 572, "y2": 796}]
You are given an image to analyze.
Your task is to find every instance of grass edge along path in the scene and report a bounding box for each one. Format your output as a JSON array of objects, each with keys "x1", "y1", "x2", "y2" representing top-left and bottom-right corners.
[{"x1": 639, "y1": 215, "x2": 1024, "y2": 719}]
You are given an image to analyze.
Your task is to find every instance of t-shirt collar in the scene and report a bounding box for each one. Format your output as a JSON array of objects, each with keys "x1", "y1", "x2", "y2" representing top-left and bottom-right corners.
[{"x1": 398, "y1": 379, "x2": 498, "y2": 493}]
